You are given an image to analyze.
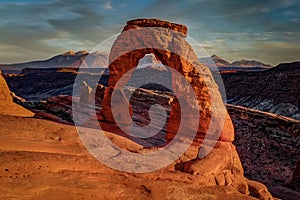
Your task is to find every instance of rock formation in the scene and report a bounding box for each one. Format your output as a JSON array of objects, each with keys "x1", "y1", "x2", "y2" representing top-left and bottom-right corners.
[
  {"x1": 0, "y1": 70, "x2": 12, "y2": 101},
  {"x1": 101, "y1": 18, "x2": 234, "y2": 141},
  {"x1": 0, "y1": 113, "x2": 270, "y2": 200},
  {"x1": 0, "y1": 70, "x2": 34, "y2": 117},
  {"x1": 97, "y1": 19, "x2": 272, "y2": 198},
  {"x1": 79, "y1": 81, "x2": 93, "y2": 105},
  {"x1": 2, "y1": 18, "x2": 276, "y2": 199},
  {"x1": 290, "y1": 162, "x2": 300, "y2": 191}
]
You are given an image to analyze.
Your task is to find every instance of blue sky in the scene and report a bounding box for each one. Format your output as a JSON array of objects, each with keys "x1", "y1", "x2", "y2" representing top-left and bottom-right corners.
[{"x1": 0, "y1": 0, "x2": 299, "y2": 65}]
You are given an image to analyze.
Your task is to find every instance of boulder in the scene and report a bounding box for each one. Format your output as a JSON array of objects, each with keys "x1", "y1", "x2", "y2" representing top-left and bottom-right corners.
[{"x1": 247, "y1": 179, "x2": 273, "y2": 200}]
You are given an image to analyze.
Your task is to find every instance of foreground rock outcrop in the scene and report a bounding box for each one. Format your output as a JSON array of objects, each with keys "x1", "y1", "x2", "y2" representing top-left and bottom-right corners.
[
  {"x1": 0, "y1": 114, "x2": 264, "y2": 200},
  {"x1": 29, "y1": 82, "x2": 300, "y2": 199},
  {"x1": 0, "y1": 70, "x2": 34, "y2": 117}
]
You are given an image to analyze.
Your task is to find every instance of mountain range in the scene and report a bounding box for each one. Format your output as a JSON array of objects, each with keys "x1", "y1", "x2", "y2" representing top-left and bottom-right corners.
[
  {"x1": 199, "y1": 55, "x2": 273, "y2": 72},
  {"x1": 0, "y1": 51, "x2": 272, "y2": 73},
  {"x1": 0, "y1": 51, "x2": 108, "y2": 73}
]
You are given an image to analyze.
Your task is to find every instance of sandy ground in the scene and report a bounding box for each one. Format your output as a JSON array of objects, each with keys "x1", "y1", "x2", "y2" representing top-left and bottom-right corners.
[{"x1": 0, "y1": 114, "x2": 258, "y2": 200}]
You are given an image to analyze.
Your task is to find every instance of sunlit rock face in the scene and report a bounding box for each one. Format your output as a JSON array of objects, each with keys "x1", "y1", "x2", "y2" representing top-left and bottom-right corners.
[
  {"x1": 101, "y1": 18, "x2": 234, "y2": 143},
  {"x1": 0, "y1": 70, "x2": 12, "y2": 101},
  {"x1": 96, "y1": 19, "x2": 273, "y2": 198},
  {"x1": 0, "y1": 70, "x2": 34, "y2": 117}
]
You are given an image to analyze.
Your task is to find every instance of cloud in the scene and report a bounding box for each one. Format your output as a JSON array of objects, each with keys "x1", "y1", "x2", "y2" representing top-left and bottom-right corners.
[
  {"x1": 102, "y1": 0, "x2": 113, "y2": 10},
  {"x1": 0, "y1": 0, "x2": 123, "y2": 63},
  {"x1": 0, "y1": 0, "x2": 299, "y2": 65}
]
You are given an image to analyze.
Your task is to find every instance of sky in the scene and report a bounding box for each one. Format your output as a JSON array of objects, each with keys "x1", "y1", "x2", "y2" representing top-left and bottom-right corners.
[{"x1": 0, "y1": 0, "x2": 299, "y2": 65}]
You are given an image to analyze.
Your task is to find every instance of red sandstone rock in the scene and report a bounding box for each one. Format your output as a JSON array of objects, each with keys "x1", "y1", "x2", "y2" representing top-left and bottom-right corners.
[
  {"x1": 99, "y1": 18, "x2": 252, "y2": 194},
  {"x1": 0, "y1": 70, "x2": 34, "y2": 117},
  {"x1": 247, "y1": 179, "x2": 273, "y2": 200},
  {"x1": 123, "y1": 18, "x2": 188, "y2": 37},
  {"x1": 0, "y1": 70, "x2": 12, "y2": 102},
  {"x1": 101, "y1": 18, "x2": 234, "y2": 143}
]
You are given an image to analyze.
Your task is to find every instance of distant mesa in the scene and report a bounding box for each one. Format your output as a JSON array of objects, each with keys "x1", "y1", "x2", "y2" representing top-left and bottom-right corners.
[
  {"x1": 200, "y1": 54, "x2": 231, "y2": 67},
  {"x1": 231, "y1": 59, "x2": 272, "y2": 69}
]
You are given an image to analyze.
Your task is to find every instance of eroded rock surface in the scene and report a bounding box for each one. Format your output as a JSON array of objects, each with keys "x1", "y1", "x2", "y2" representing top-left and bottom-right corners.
[
  {"x1": 0, "y1": 70, "x2": 12, "y2": 101},
  {"x1": 101, "y1": 18, "x2": 234, "y2": 142},
  {"x1": 228, "y1": 104, "x2": 300, "y2": 194},
  {"x1": 96, "y1": 18, "x2": 270, "y2": 197},
  {"x1": 0, "y1": 114, "x2": 264, "y2": 200},
  {"x1": 223, "y1": 62, "x2": 300, "y2": 120},
  {"x1": 1, "y1": 18, "x2": 278, "y2": 200},
  {"x1": 0, "y1": 70, "x2": 34, "y2": 117},
  {"x1": 33, "y1": 85, "x2": 300, "y2": 199}
]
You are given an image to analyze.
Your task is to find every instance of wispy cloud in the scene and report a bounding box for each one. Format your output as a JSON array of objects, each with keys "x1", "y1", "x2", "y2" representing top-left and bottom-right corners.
[
  {"x1": 102, "y1": 0, "x2": 113, "y2": 10},
  {"x1": 0, "y1": 0, "x2": 299, "y2": 65}
]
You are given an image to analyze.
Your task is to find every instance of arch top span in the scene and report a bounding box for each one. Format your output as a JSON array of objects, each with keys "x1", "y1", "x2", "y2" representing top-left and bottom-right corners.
[{"x1": 123, "y1": 18, "x2": 188, "y2": 37}]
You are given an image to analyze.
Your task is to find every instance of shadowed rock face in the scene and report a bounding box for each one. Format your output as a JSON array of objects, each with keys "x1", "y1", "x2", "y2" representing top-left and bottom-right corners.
[
  {"x1": 222, "y1": 62, "x2": 300, "y2": 120},
  {"x1": 227, "y1": 104, "x2": 300, "y2": 188}
]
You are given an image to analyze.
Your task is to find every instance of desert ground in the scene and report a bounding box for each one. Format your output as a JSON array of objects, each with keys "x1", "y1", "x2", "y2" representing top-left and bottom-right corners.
[{"x1": 0, "y1": 114, "x2": 261, "y2": 200}]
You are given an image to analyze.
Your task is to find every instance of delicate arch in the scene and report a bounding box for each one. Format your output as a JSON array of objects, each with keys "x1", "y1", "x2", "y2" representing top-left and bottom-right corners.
[{"x1": 101, "y1": 19, "x2": 234, "y2": 143}]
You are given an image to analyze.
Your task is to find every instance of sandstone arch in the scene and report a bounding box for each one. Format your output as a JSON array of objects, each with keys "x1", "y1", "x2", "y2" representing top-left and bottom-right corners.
[
  {"x1": 93, "y1": 19, "x2": 275, "y2": 197},
  {"x1": 101, "y1": 19, "x2": 234, "y2": 143}
]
